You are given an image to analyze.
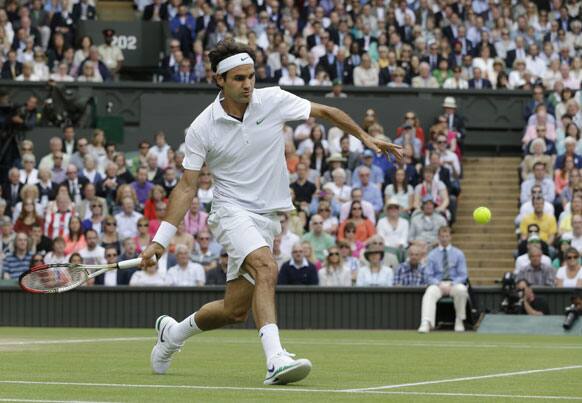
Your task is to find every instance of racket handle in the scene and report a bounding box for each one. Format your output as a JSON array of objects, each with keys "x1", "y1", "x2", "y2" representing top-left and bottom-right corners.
[{"x1": 117, "y1": 255, "x2": 156, "y2": 270}]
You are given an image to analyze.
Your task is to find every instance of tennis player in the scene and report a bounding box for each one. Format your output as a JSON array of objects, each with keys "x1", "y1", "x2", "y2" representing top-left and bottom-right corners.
[{"x1": 140, "y1": 39, "x2": 402, "y2": 385}]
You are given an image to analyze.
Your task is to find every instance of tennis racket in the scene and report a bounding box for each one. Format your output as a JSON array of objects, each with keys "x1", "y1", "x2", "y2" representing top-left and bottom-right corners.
[{"x1": 19, "y1": 257, "x2": 152, "y2": 294}]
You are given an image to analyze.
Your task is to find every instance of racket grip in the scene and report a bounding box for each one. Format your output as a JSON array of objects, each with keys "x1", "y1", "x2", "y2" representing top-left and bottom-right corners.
[{"x1": 118, "y1": 255, "x2": 156, "y2": 270}]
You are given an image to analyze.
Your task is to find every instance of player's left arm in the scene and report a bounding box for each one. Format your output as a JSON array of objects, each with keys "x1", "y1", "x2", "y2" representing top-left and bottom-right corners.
[{"x1": 309, "y1": 102, "x2": 403, "y2": 162}]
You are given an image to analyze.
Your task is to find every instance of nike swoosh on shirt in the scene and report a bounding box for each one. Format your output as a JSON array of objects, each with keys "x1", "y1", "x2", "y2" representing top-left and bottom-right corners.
[{"x1": 256, "y1": 118, "x2": 265, "y2": 125}]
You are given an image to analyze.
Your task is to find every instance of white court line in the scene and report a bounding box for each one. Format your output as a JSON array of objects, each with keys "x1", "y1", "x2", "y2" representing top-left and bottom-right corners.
[
  {"x1": 2, "y1": 336, "x2": 582, "y2": 351},
  {"x1": 0, "y1": 380, "x2": 581, "y2": 401},
  {"x1": 0, "y1": 399, "x2": 119, "y2": 403},
  {"x1": 344, "y1": 365, "x2": 582, "y2": 392}
]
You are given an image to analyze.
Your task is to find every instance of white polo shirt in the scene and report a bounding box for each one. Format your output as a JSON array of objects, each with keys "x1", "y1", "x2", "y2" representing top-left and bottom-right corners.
[{"x1": 183, "y1": 86, "x2": 311, "y2": 214}]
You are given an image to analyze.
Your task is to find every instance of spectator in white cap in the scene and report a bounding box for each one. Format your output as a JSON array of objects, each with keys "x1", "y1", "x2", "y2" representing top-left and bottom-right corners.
[
  {"x1": 376, "y1": 197, "x2": 409, "y2": 252},
  {"x1": 323, "y1": 153, "x2": 351, "y2": 185}
]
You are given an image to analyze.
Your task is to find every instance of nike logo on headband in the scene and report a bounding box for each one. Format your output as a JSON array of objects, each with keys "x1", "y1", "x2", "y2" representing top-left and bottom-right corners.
[{"x1": 241, "y1": 57, "x2": 249, "y2": 61}]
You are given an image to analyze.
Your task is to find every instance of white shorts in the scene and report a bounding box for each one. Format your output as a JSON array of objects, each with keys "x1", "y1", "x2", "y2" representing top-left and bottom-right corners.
[{"x1": 207, "y1": 205, "x2": 281, "y2": 284}]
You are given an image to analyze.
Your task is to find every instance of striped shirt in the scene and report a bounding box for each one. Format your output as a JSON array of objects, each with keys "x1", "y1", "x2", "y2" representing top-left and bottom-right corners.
[
  {"x1": 3, "y1": 252, "x2": 32, "y2": 279},
  {"x1": 394, "y1": 261, "x2": 428, "y2": 286}
]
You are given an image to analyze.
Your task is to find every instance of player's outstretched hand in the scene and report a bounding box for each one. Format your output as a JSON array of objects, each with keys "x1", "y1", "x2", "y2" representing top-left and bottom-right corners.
[
  {"x1": 139, "y1": 243, "x2": 164, "y2": 269},
  {"x1": 362, "y1": 133, "x2": 404, "y2": 163}
]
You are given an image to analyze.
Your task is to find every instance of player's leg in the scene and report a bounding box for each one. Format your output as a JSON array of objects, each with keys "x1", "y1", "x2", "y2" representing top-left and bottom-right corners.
[
  {"x1": 418, "y1": 284, "x2": 443, "y2": 332},
  {"x1": 242, "y1": 246, "x2": 312, "y2": 385}
]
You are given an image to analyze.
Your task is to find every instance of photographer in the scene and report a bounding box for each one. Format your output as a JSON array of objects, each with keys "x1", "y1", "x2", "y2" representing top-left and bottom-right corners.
[
  {"x1": 516, "y1": 279, "x2": 550, "y2": 316},
  {"x1": 11, "y1": 95, "x2": 40, "y2": 132}
]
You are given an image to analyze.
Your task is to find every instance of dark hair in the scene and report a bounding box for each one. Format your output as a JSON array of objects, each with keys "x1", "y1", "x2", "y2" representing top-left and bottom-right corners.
[
  {"x1": 84, "y1": 228, "x2": 98, "y2": 237},
  {"x1": 516, "y1": 278, "x2": 530, "y2": 288},
  {"x1": 348, "y1": 200, "x2": 368, "y2": 220},
  {"x1": 208, "y1": 39, "x2": 256, "y2": 87},
  {"x1": 68, "y1": 252, "x2": 82, "y2": 263},
  {"x1": 310, "y1": 141, "x2": 328, "y2": 174},
  {"x1": 392, "y1": 167, "x2": 408, "y2": 193},
  {"x1": 565, "y1": 246, "x2": 579, "y2": 257}
]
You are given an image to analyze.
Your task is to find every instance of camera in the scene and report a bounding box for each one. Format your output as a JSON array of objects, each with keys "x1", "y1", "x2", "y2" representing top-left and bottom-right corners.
[
  {"x1": 498, "y1": 272, "x2": 523, "y2": 314},
  {"x1": 563, "y1": 294, "x2": 582, "y2": 330}
]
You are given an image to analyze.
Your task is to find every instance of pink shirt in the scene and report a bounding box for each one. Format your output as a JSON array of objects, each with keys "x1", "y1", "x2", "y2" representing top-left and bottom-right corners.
[
  {"x1": 183, "y1": 211, "x2": 208, "y2": 237},
  {"x1": 522, "y1": 123, "x2": 557, "y2": 144}
]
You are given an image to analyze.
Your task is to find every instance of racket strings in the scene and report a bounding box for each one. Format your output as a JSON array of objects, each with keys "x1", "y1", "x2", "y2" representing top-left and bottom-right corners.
[{"x1": 21, "y1": 265, "x2": 88, "y2": 292}]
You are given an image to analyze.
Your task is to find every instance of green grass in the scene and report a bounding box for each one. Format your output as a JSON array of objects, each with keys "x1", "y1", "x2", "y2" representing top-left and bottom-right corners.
[{"x1": 0, "y1": 328, "x2": 581, "y2": 402}]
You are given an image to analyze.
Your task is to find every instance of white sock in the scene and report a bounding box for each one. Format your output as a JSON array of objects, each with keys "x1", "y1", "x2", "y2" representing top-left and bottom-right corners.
[
  {"x1": 259, "y1": 323, "x2": 284, "y2": 362},
  {"x1": 169, "y1": 312, "x2": 202, "y2": 344}
]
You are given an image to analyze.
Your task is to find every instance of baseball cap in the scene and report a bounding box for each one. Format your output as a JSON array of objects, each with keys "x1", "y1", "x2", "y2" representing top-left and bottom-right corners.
[
  {"x1": 527, "y1": 233, "x2": 541, "y2": 243},
  {"x1": 421, "y1": 194, "x2": 434, "y2": 204},
  {"x1": 363, "y1": 149, "x2": 375, "y2": 158}
]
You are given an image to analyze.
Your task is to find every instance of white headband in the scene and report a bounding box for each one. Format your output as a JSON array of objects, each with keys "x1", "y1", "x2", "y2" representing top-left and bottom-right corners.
[{"x1": 216, "y1": 53, "x2": 254, "y2": 74}]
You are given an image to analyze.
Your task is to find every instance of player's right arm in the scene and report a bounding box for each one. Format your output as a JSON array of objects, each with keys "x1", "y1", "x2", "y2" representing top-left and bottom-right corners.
[{"x1": 140, "y1": 169, "x2": 199, "y2": 267}]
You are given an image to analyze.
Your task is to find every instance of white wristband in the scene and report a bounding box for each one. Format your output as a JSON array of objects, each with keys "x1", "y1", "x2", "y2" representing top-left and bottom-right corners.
[{"x1": 152, "y1": 221, "x2": 177, "y2": 249}]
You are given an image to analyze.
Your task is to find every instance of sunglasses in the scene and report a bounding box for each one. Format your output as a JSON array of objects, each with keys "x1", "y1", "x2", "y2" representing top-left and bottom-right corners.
[
  {"x1": 318, "y1": 208, "x2": 330, "y2": 212},
  {"x1": 106, "y1": 222, "x2": 116, "y2": 226},
  {"x1": 199, "y1": 237, "x2": 210, "y2": 240},
  {"x1": 138, "y1": 224, "x2": 149, "y2": 227},
  {"x1": 437, "y1": 140, "x2": 447, "y2": 144},
  {"x1": 106, "y1": 253, "x2": 118, "y2": 258},
  {"x1": 91, "y1": 204, "x2": 102, "y2": 208},
  {"x1": 328, "y1": 252, "x2": 340, "y2": 256},
  {"x1": 566, "y1": 255, "x2": 579, "y2": 260}
]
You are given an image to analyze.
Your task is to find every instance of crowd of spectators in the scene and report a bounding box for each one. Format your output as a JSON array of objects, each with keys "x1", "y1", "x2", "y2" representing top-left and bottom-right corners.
[
  {"x1": 515, "y1": 83, "x2": 582, "y2": 291},
  {"x1": 0, "y1": 0, "x2": 580, "y2": 86}
]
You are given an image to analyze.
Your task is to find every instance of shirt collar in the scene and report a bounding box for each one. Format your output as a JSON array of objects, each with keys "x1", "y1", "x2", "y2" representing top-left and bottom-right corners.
[
  {"x1": 212, "y1": 89, "x2": 260, "y2": 122},
  {"x1": 290, "y1": 257, "x2": 309, "y2": 269},
  {"x1": 439, "y1": 245, "x2": 452, "y2": 252}
]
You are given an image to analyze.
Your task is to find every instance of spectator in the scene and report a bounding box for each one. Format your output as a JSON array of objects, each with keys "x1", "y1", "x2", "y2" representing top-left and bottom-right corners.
[
  {"x1": 325, "y1": 79, "x2": 348, "y2": 97},
  {"x1": 13, "y1": 198, "x2": 43, "y2": 235},
  {"x1": 409, "y1": 195, "x2": 448, "y2": 247},
  {"x1": 94, "y1": 247, "x2": 120, "y2": 286},
  {"x1": 316, "y1": 199, "x2": 338, "y2": 236},
  {"x1": 520, "y1": 162, "x2": 555, "y2": 204},
  {"x1": 30, "y1": 223, "x2": 52, "y2": 256},
  {"x1": 172, "y1": 58, "x2": 196, "y2": 83},
  {"x1": 394, "y1": 244, "x2": 427, "y2": 286},
  {"x1": 1, "y1": 49, "x2": 22, "y2": 79},
  {"x1": 2, "y1": 232, "x2": 32, "y2": 279},
  {"x1": 516, "y1": 244, "x2": 556, "y2": 286},
  {"x1": 76, "y1": 61, "x2": 103, "y2": 83},
  {"x1": 143, "y1": 0, "x2": 168, "y2": 21},
  {"x1": 521, "y1": 139, "x2": 553, "y2": 181},
  {"x1": 44, "y1": 193, "x2": 74, "y2": 239},
  {"x1": 101, "y1": 216, "x2": 120, "y2": 255},
  {"x1": 376, "y1": 198, "x2": 409, "y2": 251},
  {"x1": 443, "y1": 65, "x2": 469, "y2": 89},
  {"x1": 19, "y1": 153, "x2": 38, "y2": 185},
  {"x1": 290, "y1": 162, "x2": 317, "y2": 205},
  {"x1": 556, "y1": 247, "x2": 582, "y2": 288},
  {"x1": 515, "y1": 237, "x2": 553, "y2": 274},
  {"x1": 319, "y1": 245, "x2": 352, "y2": 286},
  {"x1": 182, "y1": 196, "x2": 208, "y2": 238},
  {"x1": 78, "y1": 228, "x2": 105, "y2": 265},
  {"x1": 412, "y1": 62, "x2": 439, "y2": 88},
  {"x1": 133, "y1": 217, "x2": 151, "y2": 253},
  {"x1": 206, "y1": 250, "x2": 228, "y2": 285},
  {"x1": 353, "y1": 52, "x2": 379, "y2": 87},
  {"x1": 413, "y1": 166, "x2": 450, "y2": 215},
  {"x1": 515, "y1": 279, "x2": 550, "y2": 316},
  {"x1": 384, "y1": 168, "x2": 414, "y2": 215},
  {"x1": 468, "y1": 66, "x2": 492, "y2": 88},
  {"x1": 418, "y1": 226, "x2": 468, "y2": 333},
  {"x1": 129, "y1": 262, "x2": 167, "y2": 286},
  {"x1": 278, "y1": 242, "x2": 319, "y2": 285},
  {"x1": 98, "y1": 29, "x2": 124, "y2": 80},
  {"x1": 114, "y1": 197, "x2": 143, "y2": 239},
  {"x1": 44, "y1": 236, "x2": 68, "y2": 265},
  {"x1": 302, "y1": 214, "x2": 335, "y2": 263},
  {"x1": 64, "y1": 216, "x2": 87, "y2": 255},
  {"x1": 191, "y1": 230, "x2": 219, "y2": 272},
  {"x1": 166, "y1": 244, "x2": 205, "y2": 286},
  {"x1": 355, "y1": 244, "x2": 394, "y2": 287},
  {"x1": 520, "y1": 196, "x2": 557, "y2": 245}
]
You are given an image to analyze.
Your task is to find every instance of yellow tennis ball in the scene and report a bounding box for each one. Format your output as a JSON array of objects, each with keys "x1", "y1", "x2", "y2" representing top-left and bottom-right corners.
[{"x1": 473, "y1": 207, "x2": 491, "y2": 224}]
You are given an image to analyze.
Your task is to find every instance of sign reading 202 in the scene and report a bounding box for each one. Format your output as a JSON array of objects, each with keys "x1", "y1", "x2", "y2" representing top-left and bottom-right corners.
[{"x1": 112, "y1": 35, "x2": 138, "y2": 51}]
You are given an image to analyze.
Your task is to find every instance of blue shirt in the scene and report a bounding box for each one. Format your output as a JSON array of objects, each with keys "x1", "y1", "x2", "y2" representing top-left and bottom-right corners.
[
  {"x1": 425, "y1": 245, "x2": 467, "y2": 285},
  {"x1": 353, "y1": 164, "x2": 385, "y2": 188},
  {"x1": 394, "y1": 261, "x2": 428, "y2": 286},
  {"x1": 361, "y1": 183, "x2": 383, "y2": 213},
  {"x1": 3, "y1": 252, "x2": 32, "y2": 279},
  {"x1": 278, "y1": 258, "x2": 319, "y2": 285}
]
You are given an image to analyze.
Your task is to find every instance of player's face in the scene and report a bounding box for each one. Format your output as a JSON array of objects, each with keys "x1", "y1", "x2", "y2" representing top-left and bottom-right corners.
[{"x1": 220, "y1": 64, "x2": 255, "y2": 104}]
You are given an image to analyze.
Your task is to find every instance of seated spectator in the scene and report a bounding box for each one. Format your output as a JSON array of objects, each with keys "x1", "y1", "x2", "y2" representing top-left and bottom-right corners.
[
  {"x1": 468, "y1": 67, "x2": 492, "y2": 89},
  {"x1": 19, "y1": 153, "x2": 38, "y2": 185},
  {"x1": 387, "y1": 67, "x2": 409, "y2": 87},
  {"x1": 384, "y1": 168, "x2": 414, "y2": 215},
  {"x1": 409, "y1": 195, "x2": 447, "y2": 247},
  {"x1": 166, "y1": 244, "x2": 205, "y2": 286},
  {"x1": 182, "y1": 196, "x2": 208, "y2": 238},
  {"x1": 325, "y1": 167, "x2": 352, "y2": 204},
  {"x1": 418, "y1": 226, "x2": 468, "y2": 333},
  {"x1": 353, "y1": 52, "x2": 379, "y2": 87},
  {"x1": 101, "y1": 216, "x2": 120, "y2": 255},
  {"x1": 76, "y1": 61, "x2": 103, "y2": 83},
  {"x1": 130, "y1": 262, "x2": 167, "y2": 286},
  {"x1": 290, "y1": 162, "x2": 317, "y2": 206},
  {"x1": 566, "y1": 214, "x2": 582, "y2": 252},
  {"x1": 556, "y1": 247, "x2": 582, "y2": 288},
  {"x1": 191, "y1": 230, "x2": 219, "y2": 272},
  {"x1": 412, "y1": 62, "x2": 439, "y2": 88},
  {"x1": 555, "y1": 138, "x2": 582, "y2": 172},
  {"x1": 353, "y1": 165, "x2": 383, "y2": 215},
  {"x1": 318, "y1": 245, "x2": 352, "y2": 286},
  {"x1": 172, "y1": 58, "x2": 196, "y2": 83},
  {"x1": 206, "y1": 250, "x2": 228, "y2": 285},
  {"x1": 337, "y1": 201, "x2": 375, "y2": 242},
  {"x1": 355, "y1": 244, "x2": 394, "y2": 287},
  {"x1": 302, "y1": 214, "x2": 335, "y2": 263},
  {"x1": 30, "y1": 224, "x2": 52, "y2": 256},
  {"x1": 131, "y1": 167, "x2": 154, "y2": 209},
  {"x1": 78, "y1": 228, "x2": 105, "y2": 265},
  {"x1": 394, "y1": 244, "x2": 427, "y2": 286},
  {"x1": 376, "y1": 198, "x2": 409, "y2": 251},
  {"x1": 1, "y1": 50, "x2": 22, "y2": 80},
  {"x1": 2, "y1": 232, "x2": 32, "y2": 279},
  {"x1": 515, "y1": 279, "x2": 550, "y2": 315},
  {"x1": 413, "y1": 166, "x2": 449, "y2": 216},
  {"x1": 516, "y1": 245, "x2": 556, "y2": 286},
  {"x1": 521, "y1": 139, "x2": 553, "y2": 181},
  {"x1": 143, "y1": 185, "x2": 167, "y2": 221},
  {"x1": 516, "y1": 185, "x2": 555, "y2": 226},
  {"x1": 64, "y1": 216, "x2": 87, "y2": 255},
  {"x1": 520, "y1": 162, "x2": 555, "y2": 204},
  {"x1": 558, "y1": 195, "x2": 582, "y2": 235},
  {"x1": 443, "y1": 66, "x2": 469, "y2": 89},
  {"x1": 114, "y1": 197, "x2": 143, "y2": 239},
  {"x1": 13, "y1": 198, "x2": 43, "y2": 235},
  {"x1": 15, "y1": 62, "x2": 40, "y2": 81},
  {"x1": 394, "y1": 122, "x2": 422, "y2": 160},
  {"x1": 278, "y1": 243, "x2": 319, "y2": 285},
  {"x1": 520, "y1": 196, "x2": 557, "y2": 245},
  {"x1": 44, "y1": 237, "x2": 69, "y2": 265},
  {"x1": 432, "y1": 58, "x2": 452, "y2": 87},
  {"x1": 316, "y1": 199, "x2": 338, "y2": 236},
  {"x1": 278, "y1": 63, "x2": 305, "y2": 86}
]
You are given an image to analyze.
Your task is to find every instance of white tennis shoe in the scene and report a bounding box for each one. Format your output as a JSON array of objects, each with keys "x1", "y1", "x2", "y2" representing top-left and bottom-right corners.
[
  {"x1": 151, "y1": 315, "x2": 182, "y2": 374},
  {"x1": 263, "y1": 351, "x2": 312, "y2": 385}
]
